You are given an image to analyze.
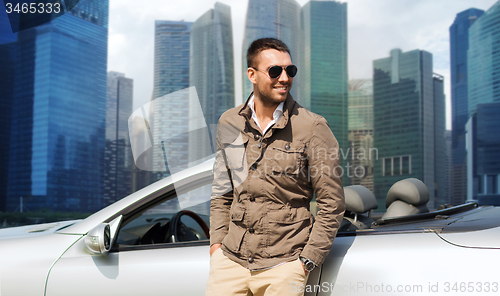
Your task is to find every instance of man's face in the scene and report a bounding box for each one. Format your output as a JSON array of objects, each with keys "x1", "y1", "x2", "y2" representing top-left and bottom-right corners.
[{"x1": 247, "y1": 49, "x2": 293, "y2": 105}]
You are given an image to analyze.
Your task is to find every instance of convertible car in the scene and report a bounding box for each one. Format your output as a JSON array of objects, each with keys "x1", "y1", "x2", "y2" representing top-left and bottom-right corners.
[{"x1": 0, "y1": 159, "x2": 499, "y2": 296}]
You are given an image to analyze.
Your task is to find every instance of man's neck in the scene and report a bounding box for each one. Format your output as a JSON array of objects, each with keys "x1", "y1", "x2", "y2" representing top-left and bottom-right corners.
[{"x1": 253, "y1": 94, "x2": 280, "y2": 122}]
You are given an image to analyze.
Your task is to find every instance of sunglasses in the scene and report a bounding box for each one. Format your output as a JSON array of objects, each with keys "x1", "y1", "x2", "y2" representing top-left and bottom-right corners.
[{"x1": 252, "y1": 65, "x2": 298, "y2": 79}]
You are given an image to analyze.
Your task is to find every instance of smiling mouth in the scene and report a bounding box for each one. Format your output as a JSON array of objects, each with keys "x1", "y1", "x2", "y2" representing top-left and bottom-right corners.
[{"x1": 275, "y1": 86, "x2": 288, "y2": 91}]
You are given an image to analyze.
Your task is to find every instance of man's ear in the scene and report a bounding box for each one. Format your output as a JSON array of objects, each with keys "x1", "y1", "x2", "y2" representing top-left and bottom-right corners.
[{"x1": 247, "y1": 68, "x2": 257, "y2": 85}]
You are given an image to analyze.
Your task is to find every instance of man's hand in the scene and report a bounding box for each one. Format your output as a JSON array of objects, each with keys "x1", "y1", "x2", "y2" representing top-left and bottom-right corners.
[{"x1": 210, "y1": 243, "x2": 222, "y2": 256}]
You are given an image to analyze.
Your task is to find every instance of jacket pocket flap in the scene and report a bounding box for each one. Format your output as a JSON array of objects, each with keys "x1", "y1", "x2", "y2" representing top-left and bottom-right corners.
[
  {"x1": 272, "y1": 146, "x2": 303, "y2": 154},
  {"x1": 230, "y1": 208, "x2": 245, "y2": 221},
  {"x1": 267, "y1": 207, "x2": 311, "y2": 223}
]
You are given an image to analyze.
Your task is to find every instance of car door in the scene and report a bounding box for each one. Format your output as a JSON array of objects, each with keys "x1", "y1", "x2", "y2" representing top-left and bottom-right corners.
[
  {"x1": 46, "y1": 183, "x2": 213, "y2": 296},
  {"x1": 46, "y1": 242, "x2": 210, "y2": 295},
  {"x1": 46, "y1": 179, "x2": 324, "y2": 296}
]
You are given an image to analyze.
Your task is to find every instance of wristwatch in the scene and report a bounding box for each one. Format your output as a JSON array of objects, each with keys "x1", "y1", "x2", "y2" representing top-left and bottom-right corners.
[{"x1": 299, "y1": 256, "x2": 316, "y2": 272}]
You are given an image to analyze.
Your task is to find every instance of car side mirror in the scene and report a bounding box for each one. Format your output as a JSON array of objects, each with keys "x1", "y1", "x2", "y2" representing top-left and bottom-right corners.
[{"x1": 85, "y1": 223, "x2": 111, "y2": 255}]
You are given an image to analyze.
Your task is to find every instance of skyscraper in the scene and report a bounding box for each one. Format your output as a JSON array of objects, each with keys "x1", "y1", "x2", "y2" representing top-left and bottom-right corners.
[
  {"x1": 449, "y1": 8, "x2": 484, "y2": 205},
  {"x1": 153, "y1": 21, "x2": 192, "y2": 100},
  {"x1": 6, "y1": 0, "x2": 109, "y2": 212},
  {"x1": 433, "y1": 74, "x2": 448, "y2": 207},
  {"x1": 348, "y1": 79, "x2": 374, "y2": 192},
  {"x1": 0, "y1": 3, "x2": 17, "y2": 212},
  {"x1": 466, "y1": 102, "x2": 500, "y2": 205},
  {"x1": 189, "y1": 2, "x2": 234, "y2": 162},
  {"x1": 149, "y1": 21, "x2": 192, "y2": 180},
  {"x1": 373, "y1": 49, "x2": 446, "y2": 209},
  {"x1": 302, "y1": 0, "x2": 348, "y2": 184},
  {"x1": 104, "y1": 72, "x2": 133, "y2": 206},
  {"x1": 465, "y1": 1, "x2": 500, "y2": 206},
  {"x1": 468, "y1": 1, "x2": 500, "y2": 115},
  {"x1": 445, "y1": 130, "x2": 453, "y2": 205},
  {"x1": 242, "y1": 0, "x2": 302, "y2": 102}
]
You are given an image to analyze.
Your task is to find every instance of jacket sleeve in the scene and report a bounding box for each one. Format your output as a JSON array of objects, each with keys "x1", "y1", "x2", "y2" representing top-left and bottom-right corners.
[
  {"x1": 209, "y1": 123, "x2": 234, "y2": 247},
  {"x1": 301, "y1": 116, "x2": 345, "y2": 266}
]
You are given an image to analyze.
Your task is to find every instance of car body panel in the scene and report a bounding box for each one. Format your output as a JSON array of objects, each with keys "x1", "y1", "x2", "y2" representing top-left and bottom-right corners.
[
  {"x1": 437, "y1": 225, "x2": 500, "y2": 249},
  {"x1": 0, "y1": 233, "x2": 82, "y2": 296},
  {"x1": 318, "y1": 232, "x2": 500, "y2": 296},
  {"x1": 0, "y1": 220, "x2": 79, "y2": 240},
  {"x1": 46, "y1": 241, "x2": 211, "y2": 296}
]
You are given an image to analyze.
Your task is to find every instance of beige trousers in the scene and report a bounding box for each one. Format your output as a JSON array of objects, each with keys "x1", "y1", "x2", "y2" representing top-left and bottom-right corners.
[{"x1": 205, "y1": 248, "x2": 309, "y2": 296}]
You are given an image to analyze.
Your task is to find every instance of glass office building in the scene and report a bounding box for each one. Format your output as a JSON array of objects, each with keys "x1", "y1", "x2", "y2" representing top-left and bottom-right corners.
[
  {"x1": 445, "y1": 130, "x2": 453, "y2": 205},
  {"x1": 468, "y1": 1, "x2": 500, "y2": 117},
  {"x1": 153, "y1": 21, "x2": 192, "y2": 100},
  {"x1": 189, "y1": 2, "x2": 235, "y2": 163},
  {"x1": 104, "y1": 72, "x2": 133, "y2": 206},
  {"x1": 242, "y1": 0, "x2": 302, "y2": 103},
  {"x1": 466, "y1": 102, "x2": 500, "y2": 205},
  {"x1": 302, "y1": 0, "x2": 348, "y2": 184},
  {"x1": 449, "y1": 8, "x2": 484, "y2": 205},
  {"x1": 434, "y1": 74, "x2": 448, "y2": 207},
  {"x1": 6, "y1": 0, "x2": 109, "y2": 212},
  {"x1": 373, "y1": 49, "x2": 446, "y2": 209},
  {"x1": 348, "y1": 79, "x2": 374, "y2": 192},
  {"x1": 149, "y1": 21, "x2": 192, "y2": 180},
  {"x1": 0, "y1": 3, "x2": 17, "y2": 212}
]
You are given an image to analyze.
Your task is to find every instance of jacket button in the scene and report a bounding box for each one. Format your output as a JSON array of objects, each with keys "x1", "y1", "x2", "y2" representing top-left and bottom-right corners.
[
  {"x1": 250, "y1": 196, "x2": 255, "y2": 202},
  {"x1": 248, "y1": 258, "x2": 254, "y2": 263},
  {"x1": 249, "y1": 228, "x2": 255, "y2": 234},
  {"x1": 285, "y1": 144, "x2": 290, "y2": 151},
  {"x1": 254, "y1": 134, "x2": 260, "y2": 140}
]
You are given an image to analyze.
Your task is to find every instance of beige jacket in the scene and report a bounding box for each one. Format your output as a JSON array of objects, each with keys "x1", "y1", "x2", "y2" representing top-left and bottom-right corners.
[{"x1": 210, "y1": 93, "x2": 345, "y2": 270}]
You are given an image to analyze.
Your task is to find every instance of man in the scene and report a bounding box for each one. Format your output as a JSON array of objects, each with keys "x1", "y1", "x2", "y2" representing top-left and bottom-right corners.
[{"x1": 206, "y1": 38, "x2": 345, "y2": 296}]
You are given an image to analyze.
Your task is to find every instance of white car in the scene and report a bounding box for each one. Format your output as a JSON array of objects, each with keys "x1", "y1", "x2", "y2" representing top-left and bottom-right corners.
[{"x1": 0, "y1": 159, "x2": 499, "y2": 296}]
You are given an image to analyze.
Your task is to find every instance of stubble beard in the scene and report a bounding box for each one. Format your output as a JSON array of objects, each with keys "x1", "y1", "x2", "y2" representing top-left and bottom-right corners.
[{"x1": 258, "y1": 86, "x2": 290, "y2": 108}]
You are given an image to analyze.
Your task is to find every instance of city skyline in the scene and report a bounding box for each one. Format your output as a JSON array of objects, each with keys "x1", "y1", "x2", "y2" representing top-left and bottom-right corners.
[
  {"x1": 1, "y1": 0, "x2": 499, "y2": 214},
  {"x1": 108, "y1": 0, "x2": 498, "y2": 131}
]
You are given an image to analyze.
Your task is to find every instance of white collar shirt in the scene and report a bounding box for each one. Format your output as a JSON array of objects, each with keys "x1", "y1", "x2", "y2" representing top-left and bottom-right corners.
[{"x1": 248, "y1": 95, "x2": 284, "y2": 136}]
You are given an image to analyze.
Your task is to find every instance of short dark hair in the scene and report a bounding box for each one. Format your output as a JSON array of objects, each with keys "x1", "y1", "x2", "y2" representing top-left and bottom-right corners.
[{"x1": 246, "y1": 38, "x2": 291, "y2": 68}]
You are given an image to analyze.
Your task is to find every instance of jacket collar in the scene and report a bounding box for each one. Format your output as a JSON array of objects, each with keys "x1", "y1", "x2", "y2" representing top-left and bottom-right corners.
[{"x1": 238, "y1": 92, "x2": 296, "y2": 132}]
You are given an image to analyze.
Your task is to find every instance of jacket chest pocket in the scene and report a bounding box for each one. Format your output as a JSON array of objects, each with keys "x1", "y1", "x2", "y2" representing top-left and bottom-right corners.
[{"x1": 267, "y1": 142, "x2": 307, "y2": 176}]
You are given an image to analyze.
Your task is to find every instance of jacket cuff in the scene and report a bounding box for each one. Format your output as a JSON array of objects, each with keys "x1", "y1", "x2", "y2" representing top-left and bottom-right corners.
[
  {"x1": 300, "y1": 245, "x2": 326, "y2": 267},
  {"x1": 209, "y1": 232, "x2": 227, "y2": 247}
]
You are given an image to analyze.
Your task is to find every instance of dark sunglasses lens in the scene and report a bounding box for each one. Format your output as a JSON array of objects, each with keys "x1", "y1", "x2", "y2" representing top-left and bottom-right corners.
[
  {"x1": 286, "y1": 65, "x2": 297, "y2": 77},
  {"x1": 268, "y1": 66, "x2": 283, "y2": 78}
]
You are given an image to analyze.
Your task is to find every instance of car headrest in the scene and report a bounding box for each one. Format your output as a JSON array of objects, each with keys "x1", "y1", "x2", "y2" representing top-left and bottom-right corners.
[
  {"x1": 385, "y1": 178, "x2": 429, "y2": 208},
  {"x1": 344, "y1": 185, "x2": 378, "y2": 214},
  {"x1": 382, "y1": 200, "x2": 429, "y2": 219}
]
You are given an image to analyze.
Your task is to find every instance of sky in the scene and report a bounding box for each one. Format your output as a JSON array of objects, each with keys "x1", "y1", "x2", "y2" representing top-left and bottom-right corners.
[{"x1": 107, "y1": 0, "x2": 499, "y2": 130}]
